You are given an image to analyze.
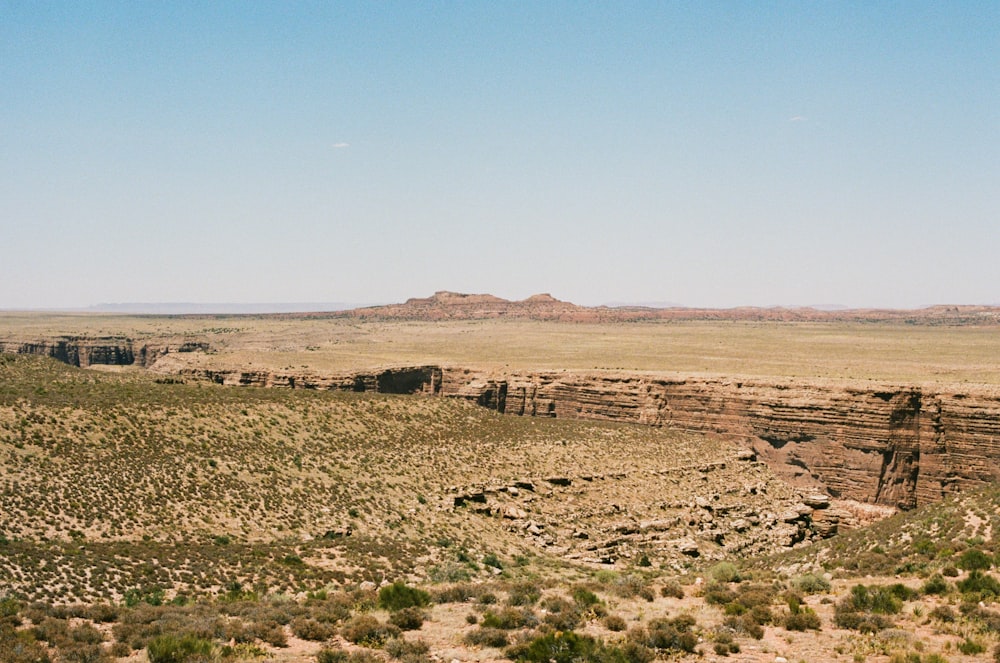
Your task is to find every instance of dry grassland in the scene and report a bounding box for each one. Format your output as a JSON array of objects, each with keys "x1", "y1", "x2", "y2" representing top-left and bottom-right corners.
[{"x1": 4, "y1": 314, "x2": 1000, "y2": 385}]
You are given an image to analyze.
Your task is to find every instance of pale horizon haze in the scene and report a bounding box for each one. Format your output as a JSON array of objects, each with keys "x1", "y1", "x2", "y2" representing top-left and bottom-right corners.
[{"x1": 1, "y1": 2, "x2": 997, "y2": 311}]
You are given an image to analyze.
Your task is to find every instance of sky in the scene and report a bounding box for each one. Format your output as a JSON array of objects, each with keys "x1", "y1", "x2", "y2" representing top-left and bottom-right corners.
[{"x1": 1, "y1": 1, "x2": 997, "y2": 310}]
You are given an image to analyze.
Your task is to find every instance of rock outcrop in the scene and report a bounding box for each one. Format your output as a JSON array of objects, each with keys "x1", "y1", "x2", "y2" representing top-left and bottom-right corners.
[
  {"x1": 0, "y1": 337, "x2": 209, "y2": 368},
  {"x1": 438, "y1": 370, "x2": 1000, "y2": 510}
]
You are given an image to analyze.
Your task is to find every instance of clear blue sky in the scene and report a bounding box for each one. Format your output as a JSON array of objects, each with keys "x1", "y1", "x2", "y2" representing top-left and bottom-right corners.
[{"x1": 2, "y1": 1, "x2": 997, "y2": 309}]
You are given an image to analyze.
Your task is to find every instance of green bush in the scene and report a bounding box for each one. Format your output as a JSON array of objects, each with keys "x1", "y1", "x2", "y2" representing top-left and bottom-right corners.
[
  {"x1": 959, "y1": 638, "x2": 985, "y2": 655},
  {"x1": 572, "y1": 587, "x2": 602, "y2": 608},
  {"x1": 793, "y1": 573, "x2": 831, "y2": 594},
  {"x1": 783, "y1": 607, "x2": 821, "y2": 631},
  {"x1": 710, "y1": 562, "x2": 741, "y2": 584},
  {"x1": 849, "y1": 584, "x2": 904, "y2": 614},
  {"x1": 958, "y1": 549, "x2": 993, "y2": 571},
  {"x1": 958, "y1": 570, "x2": 1000, "y2": 598},
  {"x1": 146, "y1": 634, "x2": 213, "y2": 663},
  {"x1": 922, "y1": 574, "x2": 949, "y2": 595},
  {"x1": 506, "y1": 583, "x2": 541, "y2": 607},
  {"x1": 482, "y1": 553, "x2": 503, "y2": 570},
  {"x1": 507, "y1": 631, "x2": 621, "y2": 663},
  {"x1": 378, "y1": 582, "x2": 431, "y2": 612},
  {"x1": 463, "y1": 627, "x2": 509, "y2": 648}
]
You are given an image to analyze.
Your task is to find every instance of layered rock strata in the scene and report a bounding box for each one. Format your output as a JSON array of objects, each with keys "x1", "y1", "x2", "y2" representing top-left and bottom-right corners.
[
  {"x1": 437, "y1": 370, "x2": 1000, "y2": 510},
  {"x1": 4, "y1": 337, "x2": 1000, "y2": 512}
]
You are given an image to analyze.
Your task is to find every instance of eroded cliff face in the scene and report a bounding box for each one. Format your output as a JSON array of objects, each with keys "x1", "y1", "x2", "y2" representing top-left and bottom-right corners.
[
  {"x1": 434, "y1": 369, "x2": 1000, "y2": 510},
  {"x1": 0, "y1": 338, "x2": 209, "y2": 368}
]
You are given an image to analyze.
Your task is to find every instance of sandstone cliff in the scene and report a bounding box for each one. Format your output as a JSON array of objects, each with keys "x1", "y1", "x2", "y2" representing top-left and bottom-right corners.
[
  {"x1": 0, "y1": 337, "x2": 209, "y2": 368},
  {"x1": 4, "y1": 331, "x2": 1000, "y2": 513}
]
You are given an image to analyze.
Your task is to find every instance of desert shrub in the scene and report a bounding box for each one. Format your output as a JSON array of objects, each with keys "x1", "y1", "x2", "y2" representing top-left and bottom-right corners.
[
  {"x1": 612, "y1": 576, "x2": 655, "y2": 602},
  {"x1": 572, "y1": 587, "x2": 602, "y2": 608},
  {"x1": 250, "y1": 622, "x2": 288, "y2": 648},
  {"x1": 0, "y1": 625, "x2": 52, "y2": 663},
  {"x1": 959, "y1": 638, "x2": 985, "y2": 655},
  {"x1": 961, "y1": 605, "x2": 1000, "y2": 632},
  {"x1": 342, "y1": 615, "x2": 400, "y2": 647},
  {"x1": 146, "y1": 633, "x2": 213, "y2": 663},
  {"x1": 430, "y1": 583, "x2": 478, "y2": 604},
  {"x1": 627, "y1": 615, "x2": 698, "y2": 653},
  {"x1": 942, "y1": 565, "x2": 960, "y2": 577},
  {"x1": 603, "y1": 615, "x2": 627, "y2": 632},
  {"x1": 31, "y1": 617, "x2": 70, "y2": 646},
  {"x1": 957, "y1": 570, "x2": 1000, "y2": 598},
  {"x1": 478, "y1": 592, "x2": 498, "y2": 605},
  {"x1": 378, "y1": 582, "x2": 431, "y2": 612},
  {"x1": 0, "y1": 598, "x2": 20, "y2": 627},
  {"x1": 463, "y1": 626, "x2": 509, "y2": 648},
  {"x1": 734, "y1": 584, "x2": 776, "y2": 610},
  {"x1": 539, "y1": 598, "x2": 579, "y2": 631},
  {"x1": 659, "y1": 581, "x2": 684, "y2": 599},
  {"x1": 835, "y1": 610, "x2": 893, "y2": 633},
  {"x1": 922, "y1": 574, "x2": 949, "y2": 595},
  {"x1": 722, "y1": 614, "x2": 764, "y2": 640},
  {"x1": 793, "y1": 573, "x2": 831, "y2": 594},
  {"x1": 482, "y1": 607, "x2": 534, "y2": 630},
  {"x1": 783, "y1": 607, "x2": 821, "y2": 631},
  {"x1": 506, "y1": 583, "x2": 541, "y2": 607},
  {"x1": 316, "y1": 648, "x2": 383, "y2": 663},
  {"x1": 428, "y1": 563, "x2": 471, "y2": 584},
  {"x1": 848, "y1": 584, "x2": 904, "y2": 614},
  {"x1": 885, "y1": 583, "x2": 919, "y2": 601},
  {"x1": 712, "y1": 631, "x2": 740, "y2": 656},
  {"x1": 929, "y1": 605, "x2": 956, "y2": 622},
  {"x1": 123, "y1": 586, "x2": 166, "y2": 607},
  {"x1": 291, "y1": 617, "x2": 337, "y2": 641},
  {"x1": 710, "y1": 562, "x2": 742, "y2": 584},
  {"x1": 506, "y1": 630, "x2": 623, "y2": 663},
  {"x1": 613, "y1": 640, "x2": 655, "y2": 663},
  {"x1": 703, "y1": 584, "x2": 736, "y2": 606},
  {"x1": 108, "y1": 641, "x2": 132, "y2": 657},
  {"x1": 483, "y1": 553, "x2": 503, "y2": 570},
  {"x1": 385, "y1": 636, "x2": 430, "y2": 663},
  {"x1": 59, "y1": 643, "x2": 114, "y2": 663},
  {"x1": 958, "y1": 549, "x2": 993, "y2": 571},
  {"x1": 71, "y1": 623, "x2": 104, "y2": 645},
  {"x1": 388, "y1": 607, "x2": 424, "y2": 631},
  {"x1": 832, "y1": 583, "x2": 904, "y2": 633}
]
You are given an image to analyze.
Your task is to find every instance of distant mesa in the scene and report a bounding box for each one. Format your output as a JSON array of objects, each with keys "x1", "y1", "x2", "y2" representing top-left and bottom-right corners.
[{"x1": 336, "y1": 293, "x2": 1000, "y2": 325}]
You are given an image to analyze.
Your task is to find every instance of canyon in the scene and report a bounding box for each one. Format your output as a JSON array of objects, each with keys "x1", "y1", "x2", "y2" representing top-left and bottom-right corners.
[{"x1": 3, "y1": 325, "x2": 999, "y2": 514}]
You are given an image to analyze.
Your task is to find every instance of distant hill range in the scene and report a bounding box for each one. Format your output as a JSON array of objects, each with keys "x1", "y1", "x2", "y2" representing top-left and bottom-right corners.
[{"x1": 293, "y1": 291, "x2": 1000, "y2": 325}]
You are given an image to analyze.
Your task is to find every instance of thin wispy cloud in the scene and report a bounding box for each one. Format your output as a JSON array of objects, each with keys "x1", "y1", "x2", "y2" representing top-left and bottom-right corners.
[
  {"x1": 332, "y1": 142, "x2": 350, "y2": 149},
  {"x1": 788, "y1": 115, "x2": 807, "y2": 122}
]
